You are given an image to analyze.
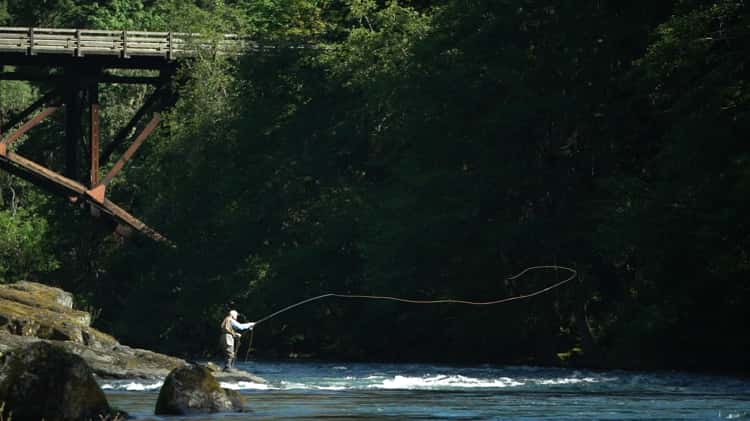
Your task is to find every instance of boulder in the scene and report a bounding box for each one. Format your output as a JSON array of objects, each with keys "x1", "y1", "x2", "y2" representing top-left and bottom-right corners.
[
  {"x1": 155, "y1": 364, "x2": 247, "y2": 415},
  {"x1": 0, "y1": 342, "x2": 116, "y2": 421}
]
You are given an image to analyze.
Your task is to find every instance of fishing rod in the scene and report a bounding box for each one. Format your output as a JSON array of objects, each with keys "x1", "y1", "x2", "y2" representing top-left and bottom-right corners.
[{"x1": 242, "y1": 265, "x2": 576, "y2": 361}]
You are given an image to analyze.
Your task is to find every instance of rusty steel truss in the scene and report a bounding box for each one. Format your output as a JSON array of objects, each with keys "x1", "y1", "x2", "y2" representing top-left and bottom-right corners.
[{"x1": 0, "y1": 28, "x2": 210, "y2": 243}]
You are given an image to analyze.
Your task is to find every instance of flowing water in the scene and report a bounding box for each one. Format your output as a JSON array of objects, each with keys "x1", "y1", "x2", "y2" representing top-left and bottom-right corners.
[{"x1": 102, "y1": 361, "x2": 750, "y2": 420}]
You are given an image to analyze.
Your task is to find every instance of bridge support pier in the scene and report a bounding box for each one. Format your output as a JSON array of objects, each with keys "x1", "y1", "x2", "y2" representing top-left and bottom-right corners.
[
  {"x1": 90, "y1": 84, "x2": 100, "y2": 188},
  {"x1": 64, "y1": 76, "x2": 84, "y2": 182}
]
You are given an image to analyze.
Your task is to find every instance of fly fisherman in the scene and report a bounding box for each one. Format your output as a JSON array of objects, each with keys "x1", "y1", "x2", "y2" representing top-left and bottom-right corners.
[{"x1": 220, "y1": 310, "x2": 255, "y2": 371}]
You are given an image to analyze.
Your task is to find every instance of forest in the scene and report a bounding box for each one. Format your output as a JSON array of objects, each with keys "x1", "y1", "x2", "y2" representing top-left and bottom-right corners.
[{"x1": 0, "y1": 0, "x2": 748, "y2": 373}]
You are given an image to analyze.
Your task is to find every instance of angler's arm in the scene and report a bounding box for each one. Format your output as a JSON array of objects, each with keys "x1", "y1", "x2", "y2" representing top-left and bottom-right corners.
[{"x1": 231, "y1": 319, "x2": 255, "y2": 331}]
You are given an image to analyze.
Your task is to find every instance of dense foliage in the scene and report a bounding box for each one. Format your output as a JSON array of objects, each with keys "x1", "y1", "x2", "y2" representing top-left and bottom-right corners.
[{"x1": 0, "y1": 0, "x2": 748, "y2": 372}]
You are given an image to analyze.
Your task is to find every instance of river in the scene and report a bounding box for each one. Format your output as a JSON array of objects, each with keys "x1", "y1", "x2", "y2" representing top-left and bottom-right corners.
[{"x1": 101, "y1": 361, "x2": 750, "y2": 420}]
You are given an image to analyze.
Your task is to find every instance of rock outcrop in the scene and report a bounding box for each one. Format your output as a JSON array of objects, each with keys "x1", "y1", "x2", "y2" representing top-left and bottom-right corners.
[
  {"x1": 0, "y1": 281, "x2": 186, "y2": 379},
  {"x1": 155, "y1": 364, "x2": 246, "y2": 415},
  {"x1": 0, "y1": 342, "x2": 117, "y2": 421},
  {"x1": 0, "y1": 281, "x2": 93, "y2": 342},
  {"x1": 0, "y1": 281, "x2": 265, "y2": 383}
]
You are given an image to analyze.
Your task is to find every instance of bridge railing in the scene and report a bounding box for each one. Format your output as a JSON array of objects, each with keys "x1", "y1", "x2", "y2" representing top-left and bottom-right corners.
[{"x1": 0, "y1": 27, "x2": 254, "y2": 59}]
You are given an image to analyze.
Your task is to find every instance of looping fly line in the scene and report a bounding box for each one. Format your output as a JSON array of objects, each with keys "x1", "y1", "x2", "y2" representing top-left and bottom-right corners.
[{"x1": 252, "y1": 265, "x2": 576, "y2": 325}]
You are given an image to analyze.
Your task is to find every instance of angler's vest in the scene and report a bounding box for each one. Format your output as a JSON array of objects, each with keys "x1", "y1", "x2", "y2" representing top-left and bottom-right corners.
[{"x1": 221, "y1": 316, "x2": 236, "y2": 336}]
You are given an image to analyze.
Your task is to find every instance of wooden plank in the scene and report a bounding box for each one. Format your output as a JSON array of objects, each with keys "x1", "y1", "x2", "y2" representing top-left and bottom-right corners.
[
  {"x1": 70, "y1": 47, "x2": 122, "y2": 54},
  {"x1": 77, "y1": 43, "x2": 122, "y2": 49},
  {"x1": 77, "y1": 36, "x2": 122, "y2": 42},
  {"x1": 124, "y1": 30, "x2": 173, "y2": 36},
  {"x1": 31, "y1": 28, "x2": 77, "y2": 34},
  {"x1": 125, "y1": 36, "x2": 168, "y2": 42},
  {"x1": 124, "y1": 43, "x2": 168, "y2": 49},
  {"x1": 28, "y1": 34, "x2": 80, "y2": 40},
  {"x1": 32, "y1": 42, "x2": 78, "y2": 48},
  {"x1": 80, "y1": 29, "x2": 134, "y2": 35}
]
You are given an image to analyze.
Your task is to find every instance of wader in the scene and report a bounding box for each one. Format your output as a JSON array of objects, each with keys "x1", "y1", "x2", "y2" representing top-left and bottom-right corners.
[{"x1": 220, "y1": 316, "x2": 238, "y2": 369}]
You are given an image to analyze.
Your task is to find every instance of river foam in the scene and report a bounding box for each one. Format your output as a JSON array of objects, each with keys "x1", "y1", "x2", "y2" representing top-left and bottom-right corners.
[
  {"x1": 374, "y1": 374, "x2": 524, "y2": 389},
  {"x1": 100, "y1": 381, "x2": 163, "y2": 391},
  {"x1": 100, "y1": 372, "x2": 618, "y2": 392},
  {"x1": 216, "y1": 372, "x2": 616, "y2": 391}
]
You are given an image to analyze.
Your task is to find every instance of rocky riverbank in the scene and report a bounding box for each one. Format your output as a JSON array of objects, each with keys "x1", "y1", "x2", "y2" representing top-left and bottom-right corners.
[{"x1": 0, "y1": 281, "x2": 265, "y2": 384}]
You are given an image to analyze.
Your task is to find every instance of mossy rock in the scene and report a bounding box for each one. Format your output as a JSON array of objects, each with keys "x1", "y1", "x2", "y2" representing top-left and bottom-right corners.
[
  {"x1": 0, "y1": 282, "x2": 119, "y2": 350},
  {"x1": 155, "y1": 364, "x2": 246, "y2": 415},
  {"x1": 0, "y1": 282, "x2": 90, "y2": 327},
  {"x1": 4, "y1": 281, "x2": 74, "y2": 309},
  {"x1": 0, "y1": 298, "x2": 84, "y2": 341},
  {"x1": 0, "y1": 341, "x2": 115, "y2": 421}
]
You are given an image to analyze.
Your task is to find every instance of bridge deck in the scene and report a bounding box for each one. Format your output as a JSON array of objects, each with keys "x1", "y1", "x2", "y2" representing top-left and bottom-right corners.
[{"x1": 0, "y1": 27, "x2": 256, "y2": 69}]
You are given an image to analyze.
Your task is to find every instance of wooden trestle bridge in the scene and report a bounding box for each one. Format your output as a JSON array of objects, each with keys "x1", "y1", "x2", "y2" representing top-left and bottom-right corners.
[{"x1": 0, "y1": 27, "x2": 257, "y2": 243}]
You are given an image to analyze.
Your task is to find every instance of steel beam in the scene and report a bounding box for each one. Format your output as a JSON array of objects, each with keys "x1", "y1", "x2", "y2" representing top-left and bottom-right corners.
[
  {"x1": 0, "y1": 106, "x2": 60, "y2": 156},
  {"x1": 0, "y1": 72, "x2": 166, "y2": 85},
  {"x1": 0, "y1": 150, "x2": 169, "y2": 243},
  {"x1": 101, "y1": 86, "x2": 166, "y2": 165},
  {"x1": 87, "y1": 113, "x2": 161, "y2": 204},
  {"x1": 1, "y1": 90, "x2": 58, "y2": 134},
  {"x1": 102, "y1": 112, "x2": 160, "y2": 185}
]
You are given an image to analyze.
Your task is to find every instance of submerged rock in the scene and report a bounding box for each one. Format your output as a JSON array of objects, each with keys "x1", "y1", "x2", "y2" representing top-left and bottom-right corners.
[
  {"x1": 202, "y1": 361, "x2": 267, "y2": 384},
  {"x1": 155, "y1": 364, "x2": 247, "y2": 415},
  {"x1": 0, "y1": 341, "x2": 116, "y2": 421}
]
